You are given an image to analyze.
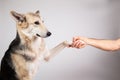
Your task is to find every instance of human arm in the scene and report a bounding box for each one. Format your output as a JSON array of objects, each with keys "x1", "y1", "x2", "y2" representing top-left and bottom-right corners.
[{"x1": 71, "y1": 36, "x2": 120, "y2": 51}]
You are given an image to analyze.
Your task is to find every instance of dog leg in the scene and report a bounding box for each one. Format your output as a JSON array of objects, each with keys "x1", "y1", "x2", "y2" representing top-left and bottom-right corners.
[{"x1": 44, "y1": 41, "x2": 70, "y2": 61}]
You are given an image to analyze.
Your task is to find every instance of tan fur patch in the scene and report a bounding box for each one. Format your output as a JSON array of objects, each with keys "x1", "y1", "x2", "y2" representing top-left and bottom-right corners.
[
  {"x1": 11, "y1": 53, "x2": 31, "y2": 80},
  {"x1": 18, "y1": 22, "x2": 28, "y2": 29}
]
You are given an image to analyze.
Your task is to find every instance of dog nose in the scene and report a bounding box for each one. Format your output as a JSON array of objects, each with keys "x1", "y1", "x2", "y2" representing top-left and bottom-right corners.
[{"x1": 47, "y1": 32, "x2": 51, "y2": 36}]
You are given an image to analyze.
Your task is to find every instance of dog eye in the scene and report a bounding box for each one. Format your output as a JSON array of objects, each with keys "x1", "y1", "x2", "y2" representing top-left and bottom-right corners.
[{"x1": 34, "y1": 21, "x2": 40, "y2": 25}]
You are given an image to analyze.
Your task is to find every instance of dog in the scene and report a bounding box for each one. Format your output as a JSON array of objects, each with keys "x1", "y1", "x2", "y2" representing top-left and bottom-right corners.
[{"x1": 0, "y1": 10, "x2": 70, "y2": 80}]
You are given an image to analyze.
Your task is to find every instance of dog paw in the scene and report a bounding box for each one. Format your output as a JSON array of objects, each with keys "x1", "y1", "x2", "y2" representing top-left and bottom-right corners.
[{"x1": 63, "y1": 41, "x2": 71, "y2": 47}]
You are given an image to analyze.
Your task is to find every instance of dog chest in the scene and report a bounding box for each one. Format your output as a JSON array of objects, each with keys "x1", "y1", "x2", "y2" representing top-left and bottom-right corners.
[{"x1": 11, "y1": 53, "x2": 42, "y2": 79}]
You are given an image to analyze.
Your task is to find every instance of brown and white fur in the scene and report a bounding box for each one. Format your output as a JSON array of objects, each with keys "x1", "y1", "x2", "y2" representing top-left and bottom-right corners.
[{"x1": 0, "y1": 10, "x2": 70, "y2": 80}]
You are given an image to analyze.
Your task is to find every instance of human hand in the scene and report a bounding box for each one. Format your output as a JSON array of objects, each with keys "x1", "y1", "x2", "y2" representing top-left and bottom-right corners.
[{"x1": 71, "y1": 36, "x2": 86, "y2": 49}]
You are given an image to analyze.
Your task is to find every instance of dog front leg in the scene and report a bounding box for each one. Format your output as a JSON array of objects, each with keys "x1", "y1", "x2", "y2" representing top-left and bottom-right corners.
[{"x1": 44, "y1": 41, "x2": 70, "y2": 61}]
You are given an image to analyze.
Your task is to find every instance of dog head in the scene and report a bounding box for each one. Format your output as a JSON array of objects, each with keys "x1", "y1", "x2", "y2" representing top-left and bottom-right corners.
[{"x1": 11, "y1": 10, "x2": 51, "y2": 39}]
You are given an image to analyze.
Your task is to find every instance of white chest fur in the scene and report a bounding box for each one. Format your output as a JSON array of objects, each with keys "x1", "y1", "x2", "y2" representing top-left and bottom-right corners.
[{"x1": 26, "y1": 38, "x2": 46, "y2": 75}]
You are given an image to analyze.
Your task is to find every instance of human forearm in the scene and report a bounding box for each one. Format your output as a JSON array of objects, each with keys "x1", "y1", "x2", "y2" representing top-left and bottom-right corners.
[{"x1": 81, "y1": 37, "x2": 120, "y2": 51}]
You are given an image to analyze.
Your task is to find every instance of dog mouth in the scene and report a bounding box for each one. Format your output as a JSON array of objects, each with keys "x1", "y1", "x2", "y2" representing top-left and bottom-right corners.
[
  {"x1": 36, "y1": 32, "x2": 52, "y2": 38},
  {"x1": 36, "y1": 34, "x2": 41, "y2": 37}
]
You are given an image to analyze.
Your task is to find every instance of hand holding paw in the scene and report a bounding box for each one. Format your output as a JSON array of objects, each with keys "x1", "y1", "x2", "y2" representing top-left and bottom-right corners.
[{"x1": 71, "y1": 36, "x2": 86, "y2": 49}]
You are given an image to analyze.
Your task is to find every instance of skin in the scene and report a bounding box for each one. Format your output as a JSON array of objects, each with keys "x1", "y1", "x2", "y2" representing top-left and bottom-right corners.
[{"x1": 71, "y1": 36, "x2": 120, "y2": 51}]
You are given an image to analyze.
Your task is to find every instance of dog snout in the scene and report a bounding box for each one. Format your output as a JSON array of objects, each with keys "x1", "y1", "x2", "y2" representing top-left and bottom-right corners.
[{"x1": 47, "y1": 32, "x2": 51, "y2": 36}]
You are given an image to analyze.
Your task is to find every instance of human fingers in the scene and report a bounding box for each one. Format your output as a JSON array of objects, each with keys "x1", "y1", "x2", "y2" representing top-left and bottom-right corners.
[
  {"x1": 79, "y1": 42, "x2": 86, "y2": 48},
  {"x1": 72, "y1": 40, "x2": 86, "y2": 49},
  {"x1": 73, "y1": 36, "x2": 80, "y2": 42},
  {"x1": 71, "y1": 40, "x2": 83, "y2": 48},
  {"x1": 73, "y1": 40, "x2": 81, "y2": 48}
]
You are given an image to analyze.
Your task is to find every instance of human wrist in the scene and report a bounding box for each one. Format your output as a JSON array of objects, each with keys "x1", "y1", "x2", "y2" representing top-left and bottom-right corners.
[{"x1": 80, "y1": 37, "x2": 90, "y2": 45}]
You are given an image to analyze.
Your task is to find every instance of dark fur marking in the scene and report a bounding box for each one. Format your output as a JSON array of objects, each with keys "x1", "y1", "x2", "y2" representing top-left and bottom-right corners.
[
  {"x1": 0, "y1": 49, "x2": 19, "y2": 80},
  {"x1": 22, "y1": 54, "x2": 35, "y2": 61},
  {"x1": 0, "y1": 32, "x2": 21, "y2": 80}
]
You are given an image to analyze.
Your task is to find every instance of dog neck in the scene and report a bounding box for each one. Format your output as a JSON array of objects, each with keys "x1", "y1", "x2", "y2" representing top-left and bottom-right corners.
[
  {"x1": 16, "y1": 29, "x2": 45, "y2": 50},
  {"x1": 17, "y1": 29, "x2": 36, "y2": 43},
  {"x1": 14, "y1": 30, "x2": 45, "y2": 61}
]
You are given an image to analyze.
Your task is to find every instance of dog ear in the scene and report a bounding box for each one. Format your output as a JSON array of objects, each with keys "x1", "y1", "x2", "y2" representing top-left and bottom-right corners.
[
  {"x1": 35, "y1": 10, "x2": 40, "y2": 15},
  {"x1": 10, "y1": 11, "x2": 26, "y2": 22}
]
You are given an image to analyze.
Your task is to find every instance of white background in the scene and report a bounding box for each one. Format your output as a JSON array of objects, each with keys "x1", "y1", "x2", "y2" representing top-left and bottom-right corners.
[{"x1": 0, "y1": 0, "x2": 120, "y2": 80}]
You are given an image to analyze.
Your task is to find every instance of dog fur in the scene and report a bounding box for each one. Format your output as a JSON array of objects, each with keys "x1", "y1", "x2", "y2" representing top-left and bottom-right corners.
[{"x1": 0, "y1": 10, "x2": 69, "y2": 80}]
